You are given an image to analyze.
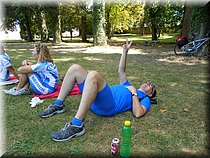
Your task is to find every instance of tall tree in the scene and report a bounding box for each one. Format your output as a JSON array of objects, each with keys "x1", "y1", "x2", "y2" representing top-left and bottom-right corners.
[
  {"x1": 105, "y1": 1, "x2": 144, "y2": 39},
  {"x1": 60, "y1": 1, "x2": 91, "y2": 42},
  {"x1": 4, "y1": 4, "x2": 35, "y2": 42},
  {"x1": 46, "y1": 5, "x2": 62, "y2": 43},
  {"x1": 60, "y1": 2, "x2": 79, "y2": 40},
  {"x1": 36, "y1": 5, "x2": 48, "y2": 41},
  {"x1": 93, "y1": 0, "x2": 107, "y2": 46},
  {"x1": 190, "y1": 1, "x2": 210, "y2": 38},
  {"x1": 76, "y1": 0, "x2": 90, "y2": 42},
  {"x1": 181, "y1": 0, "x2": 191, "y2": 37},
  {"x1": 143, "y1": 0, "x2": 184, "y2": 40},
  {"x1": 144, "y1": 1, "x2": 161, "y2": 40},
  {"x1": 22, "y1": 7, "x2": 33, "y2": 42}
]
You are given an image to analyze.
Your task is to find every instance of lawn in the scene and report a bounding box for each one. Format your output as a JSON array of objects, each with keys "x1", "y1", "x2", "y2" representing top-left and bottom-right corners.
[{"x1": 0, "y1": 34, "x2": 209, "y2": 157}]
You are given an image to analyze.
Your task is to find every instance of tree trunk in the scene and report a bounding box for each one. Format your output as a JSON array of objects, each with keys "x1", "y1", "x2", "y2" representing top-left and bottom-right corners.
[
  {"x1": 151, "y1": 25, "x2": 157, "y2": 40},
  {"x1": 93, "y1": 0, "x2": 107, "y2": 46},
  {"x1": 23, "y1": 8, "x2": 33, "y2": 42},
  {"x1": 81, "y1": 14, "x2": 87, "y2": 42},
  {"x1": 37, "y1": 9, "x2": 48, "y2": 41},
  {"x1": 54, "y1": 13, "x2": 62, "y2": 43},
  {"x1": 49, "y1": 5, "x2": 62, "y2": 44},
  {"x1": 181, "y1": 0, "x2": 191, "y2": 37},
  {"x1": 148, "y1": 6, "x2": 159, "y2": 41},
  {"x1": 206, "y1": 2, "x2": 210, "y2": 32},
  {"x1": 107, "y1": 6, "x2": 112, "y2": 40}
]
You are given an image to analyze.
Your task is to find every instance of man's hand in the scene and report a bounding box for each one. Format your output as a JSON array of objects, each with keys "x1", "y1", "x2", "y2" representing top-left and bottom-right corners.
[
  {"x1": 123, "y1": 38, "x2": 132, "y2": 53},
  {"x1": 126, "y1": 86, "x2": 136, "y2": 94}
]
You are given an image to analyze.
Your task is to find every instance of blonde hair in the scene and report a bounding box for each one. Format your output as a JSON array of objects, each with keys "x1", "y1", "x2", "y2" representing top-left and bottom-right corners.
[{"x1": 35, "y1": 44, "x2": 53, "y2": 63}]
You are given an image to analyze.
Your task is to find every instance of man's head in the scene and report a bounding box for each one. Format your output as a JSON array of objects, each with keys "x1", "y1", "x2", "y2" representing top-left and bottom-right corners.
[{"x1": 139, "y1": 82, "x2": 156, "y2": 98}]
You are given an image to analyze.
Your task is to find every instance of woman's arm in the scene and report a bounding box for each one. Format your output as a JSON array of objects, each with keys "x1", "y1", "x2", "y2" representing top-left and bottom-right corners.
[{"x1": 18, "y1": 65, "x2": 33, "y2": 74}]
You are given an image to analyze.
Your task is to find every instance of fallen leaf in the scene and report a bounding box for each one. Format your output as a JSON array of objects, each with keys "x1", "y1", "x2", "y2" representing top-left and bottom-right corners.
[
  {"x1": 200, "y1": 121, "x2": 205, "y2": 127},
  {"x1": 160, "y1": 109, "x2": 167, "y2": 113},
  {"x1": 157, "y1": 124, "x2": 161, "y2": 126},
  {"x1": 183, "y1": 108, "x2": 189, "y2": 112}
]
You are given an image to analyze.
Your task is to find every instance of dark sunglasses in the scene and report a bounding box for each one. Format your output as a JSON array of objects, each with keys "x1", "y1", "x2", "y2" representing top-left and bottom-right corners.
[
  {"x1": 35, "y1": 44, "x2": 40, "y2": 54},
  {"x1": 146, "y1": 82, "x2": 155, "y2": 94}
]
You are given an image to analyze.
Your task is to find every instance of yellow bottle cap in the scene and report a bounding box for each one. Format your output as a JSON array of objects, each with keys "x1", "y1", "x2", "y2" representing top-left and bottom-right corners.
[{"x1": 124, "y1": 120, "x2": 131, "y2": 126}]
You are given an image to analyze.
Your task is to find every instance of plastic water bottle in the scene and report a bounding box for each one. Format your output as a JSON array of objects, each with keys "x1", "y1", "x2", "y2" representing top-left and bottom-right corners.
[{"x1": 120, "y1": 120, "x2": 132, "y2": 158}]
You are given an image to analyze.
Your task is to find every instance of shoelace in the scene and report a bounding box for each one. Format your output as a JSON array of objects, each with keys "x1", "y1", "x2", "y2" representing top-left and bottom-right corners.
[
  {"x1": 45, "y1": 104, "x2": 55, "y2": 111},
  {"x1": 61, "y1": 122, "x2": 71, "y2": 132},
  {"x1": 48, "y1": 104, "x2": 53, "y2": 109}
]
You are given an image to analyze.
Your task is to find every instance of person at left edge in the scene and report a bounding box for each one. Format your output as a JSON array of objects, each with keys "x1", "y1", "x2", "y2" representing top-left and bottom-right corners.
[
  {"x1": 3, "y1": 44, "x2": 59, "y2": 96},
  {"x1": 0, "y1": 45, "x2": 20, "y2": 81}
]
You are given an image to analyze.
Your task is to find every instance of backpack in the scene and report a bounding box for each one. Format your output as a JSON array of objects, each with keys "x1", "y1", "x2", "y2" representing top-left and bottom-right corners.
[{"x1": 176, "y1": 36, "x2": 188, "y2": 49}]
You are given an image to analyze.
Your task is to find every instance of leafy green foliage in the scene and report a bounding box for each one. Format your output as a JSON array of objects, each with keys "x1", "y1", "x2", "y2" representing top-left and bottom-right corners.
[
  {"x1": 190, "y1": 3, "x2": 210, "y2": 33},
  {"x1": 143, "y1": 0, "x2": 184, "y2": 40},
  {"x1": 2, "y1": 0, "x2": 185, "y2": 42}
]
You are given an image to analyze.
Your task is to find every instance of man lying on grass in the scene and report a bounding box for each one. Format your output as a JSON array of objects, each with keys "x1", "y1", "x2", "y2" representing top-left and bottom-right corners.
[{"x1": 39, "y1": 38, "x2": 157, "y2": 142}]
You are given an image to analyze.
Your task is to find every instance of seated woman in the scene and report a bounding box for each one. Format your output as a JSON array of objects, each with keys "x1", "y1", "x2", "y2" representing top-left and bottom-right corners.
[
  {"x1": 0, "y1": 45, "x2": 19, "y2": 82},
  {"x1": 3, "y1": 44, "x2": 59, "y2": 96}
]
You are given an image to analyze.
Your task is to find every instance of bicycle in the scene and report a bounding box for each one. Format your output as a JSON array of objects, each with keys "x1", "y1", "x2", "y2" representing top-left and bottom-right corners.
[{"x1": 174, "y1": 30, "x2": 210, "y2": 57}]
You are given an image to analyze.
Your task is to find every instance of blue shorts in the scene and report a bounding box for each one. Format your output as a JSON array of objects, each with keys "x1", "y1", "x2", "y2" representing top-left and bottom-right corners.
[
  {"x1": 29, "y1": 73, "x2": 55, "y2": 95},
  {"x1": 78, "y1": 81, "x2": 116, "y2": 116}
]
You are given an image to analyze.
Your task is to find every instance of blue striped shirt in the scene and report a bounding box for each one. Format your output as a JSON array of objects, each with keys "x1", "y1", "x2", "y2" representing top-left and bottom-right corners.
[{"x1": 31, "y1": 62, "x2": 58, "y2": 90}]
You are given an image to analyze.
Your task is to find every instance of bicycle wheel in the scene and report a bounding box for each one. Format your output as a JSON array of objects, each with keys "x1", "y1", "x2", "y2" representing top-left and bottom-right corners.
[
  {"x1": 205, "y1": 44, "x2": 210, "y2": 57},
  {"x1": 174, "y1": 44, "x2": 182, "y2": 55},
  {"x1": 174, "y1": 44, "x2": 188, "y2": 55}
]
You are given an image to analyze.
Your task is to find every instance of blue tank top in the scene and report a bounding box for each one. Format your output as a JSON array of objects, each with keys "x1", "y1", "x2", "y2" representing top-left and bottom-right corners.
[{"x1": 111, "y1": 80, "x2": 151, "y2": 115}]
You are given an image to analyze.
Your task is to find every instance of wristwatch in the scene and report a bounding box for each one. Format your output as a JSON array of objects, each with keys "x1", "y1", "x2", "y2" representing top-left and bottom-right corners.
[{"x1": 132, "y1": 92, "x2": 137, "y2": 96}]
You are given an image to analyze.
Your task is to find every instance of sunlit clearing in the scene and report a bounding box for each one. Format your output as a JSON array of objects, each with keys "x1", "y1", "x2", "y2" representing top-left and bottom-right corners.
[
  {"x1": 83, "y1": 57, "x2": 102, "y2": 61},
  {"x1": 112, "y1": 37, "x2": 141, "y2": 41},
  {"x1": 5, "y1": 48, "x2": 28, "y2": 51},
  {"x1": 160, "y1": 35, "x2": 173, "y2": 39},
  {"x1": 54, "y1": 58, "x2": 75, "y2": 61}
]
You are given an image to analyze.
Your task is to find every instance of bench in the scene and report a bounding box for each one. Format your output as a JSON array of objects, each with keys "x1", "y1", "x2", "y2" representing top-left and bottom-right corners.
[{"x1": 144, "y1": 40, "x2": 159, "y2": 46}]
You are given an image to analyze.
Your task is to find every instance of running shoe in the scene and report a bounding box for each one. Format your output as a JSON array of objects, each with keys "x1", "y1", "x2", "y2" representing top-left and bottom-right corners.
[
  {"x1": 50, "y1": 122, "x2": 86, "y2": 142},
  {"x1": 39, "y1": 103, "x2": 66, "y2": 118},
  {"x1": 3, "y1": 87, "x2": 30, "y2": 96}
]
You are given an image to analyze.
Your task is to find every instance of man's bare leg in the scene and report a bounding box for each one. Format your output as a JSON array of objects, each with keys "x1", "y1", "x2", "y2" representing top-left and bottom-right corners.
[
  {"x1": 38, "y1": 64, "x2": 106, "y2": 119},
  {"x1": 57, "y1": 64, "x2": 88, "y2": 101},
  {"x1": 75, "y1": 70, "x2": 106, "y2": 120},
  {"x1": 49, "y1": 66, "x2": 107, "y2": 142}
]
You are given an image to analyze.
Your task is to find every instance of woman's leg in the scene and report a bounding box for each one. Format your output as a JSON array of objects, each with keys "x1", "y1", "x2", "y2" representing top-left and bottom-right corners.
[{"x1": 16, "y1": 73, "x2": 30, "y2": 90}]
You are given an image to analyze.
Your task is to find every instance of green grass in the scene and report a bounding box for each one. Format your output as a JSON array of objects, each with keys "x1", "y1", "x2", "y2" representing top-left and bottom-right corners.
[{"x1": 1, "y1": 34, "x2": 209, "y2": 157}]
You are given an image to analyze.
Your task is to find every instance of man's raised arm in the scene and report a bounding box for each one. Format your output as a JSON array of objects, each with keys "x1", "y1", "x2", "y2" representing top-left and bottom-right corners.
[{"x1": 118, "y1": 38, "x2": 132, "y2": 84}]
